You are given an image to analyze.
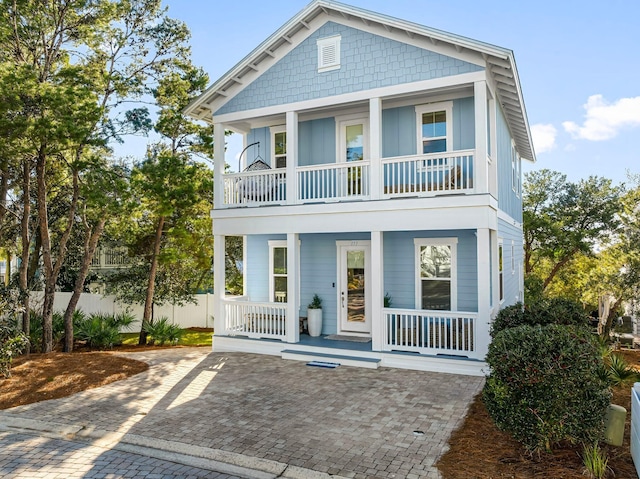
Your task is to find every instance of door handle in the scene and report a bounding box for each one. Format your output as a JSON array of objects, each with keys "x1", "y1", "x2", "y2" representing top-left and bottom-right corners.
[{"x1": 341, "y1": 291, "x2": 345, "y2": 308}]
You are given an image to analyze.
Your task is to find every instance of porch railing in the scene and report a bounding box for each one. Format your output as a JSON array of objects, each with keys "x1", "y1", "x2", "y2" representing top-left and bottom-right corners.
[
  {"x1": 222, "y1": 169, "x2": 286, "y2": 207},
  {"x1": 297, "y1": 161, "x2": 370, "y2": 203},
  {"x1": 223, "y1": 299, "x2": 287, "y2": 340},
  {"x1": 382, "y1": 150, "x2": 474, "y2": 198},
  {"x1": 383, "y1": 308, "x2": 477, "y2": 358}
]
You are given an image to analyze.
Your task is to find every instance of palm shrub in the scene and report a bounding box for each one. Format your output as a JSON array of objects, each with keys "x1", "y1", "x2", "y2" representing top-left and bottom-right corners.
[
  {"x1": 29, "y1": 310, "x2": 66, "y2": 352},
  {"x1": 143, "y1": 317, "x2": 183, "y2": 346},
  {"x1": 606, "y1": 353, "x2": 640, "y2": 387},
  {"x1": 75, "y1": 312, "x2": 135, "y2": 350},
  {"x1": 491, "y1": 298, "x2": 589, "y2": 337},
  {"x1": 483, "y1": 324, "x2": 611, "y2": 453}
]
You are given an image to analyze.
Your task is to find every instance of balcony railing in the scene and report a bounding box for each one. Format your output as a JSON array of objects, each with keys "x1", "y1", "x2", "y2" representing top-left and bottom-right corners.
[
  {"x1": 297, "y1": 161, "x2": 370, "y2": 203},
  {"x1": 224, "y1": 299, "x2": 287, "y2": 340},
  {"x1": 217, "y1": 150, "x2": 475, "y2": 208},
  {"x1": 383, "y1": 308, "x2": 478, "y2": 358}
]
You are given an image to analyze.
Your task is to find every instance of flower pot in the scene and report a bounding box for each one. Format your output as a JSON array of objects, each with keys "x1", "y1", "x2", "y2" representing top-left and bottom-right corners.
[{"x1": 307, "y1": 308, "x2": 323, "y2": 337}]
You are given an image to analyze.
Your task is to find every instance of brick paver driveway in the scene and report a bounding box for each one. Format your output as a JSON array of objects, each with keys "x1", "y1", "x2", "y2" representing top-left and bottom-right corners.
[{"x1": 0, "y1": 348, "x2": 484, "y2": 478}]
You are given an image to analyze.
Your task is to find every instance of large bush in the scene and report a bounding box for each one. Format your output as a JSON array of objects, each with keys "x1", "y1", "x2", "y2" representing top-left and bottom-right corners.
[
  {"x1": 491, "y1": 298, "x2": 589, "y2": 337},
  {"x1": 483, "y1": 324, "x2": 610, "y2": 453}
]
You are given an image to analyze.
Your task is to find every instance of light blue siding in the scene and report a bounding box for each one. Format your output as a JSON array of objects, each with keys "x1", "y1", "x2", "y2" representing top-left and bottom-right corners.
[
  {"x1": 245, "y1": 234, "x2": 285, "y2": 301},
  {"x1": 299, "y1": 117, "x2": 336, "y2": 166},
  {"x1": 382, "y1": 106, "x2": 416, "y2": 158},
  {"x1": 383, "y1": 230, "x2": 478, "y2": 312},
  {"x1": 452, "y1": 97, "x2": 475, "y2": 151},
  {"x1": 216, "y1": 22, "x2": 484, "y2": 115},
  {"x1": 498, "y1": 218, "x2": 524, "y2": 308},
  {"x1": 496, "y1": 106, "x2": 523, "y2": 221},
  {"x1": 246, "y1": 128, "x2": 271, "y2": 167}
]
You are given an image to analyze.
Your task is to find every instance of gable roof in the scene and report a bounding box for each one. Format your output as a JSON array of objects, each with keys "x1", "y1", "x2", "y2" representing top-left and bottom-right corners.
[{"x1": 185, "y1": 0, "x2": 535, "y2": 162}]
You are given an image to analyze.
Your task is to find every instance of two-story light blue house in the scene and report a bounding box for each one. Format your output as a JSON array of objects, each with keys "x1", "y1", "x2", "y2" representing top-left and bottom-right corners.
[{"x1": 186, "y1": 0, "x2": 534, "y2": 375}]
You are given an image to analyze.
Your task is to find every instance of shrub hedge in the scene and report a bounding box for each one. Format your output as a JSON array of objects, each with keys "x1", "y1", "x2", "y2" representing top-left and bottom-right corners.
[
  {"x1": 483, "y1": 324, "x2": 610, "y2": 453},
  {"x1": 491, "y1": 298, "x2": 589, "y2": 338}
]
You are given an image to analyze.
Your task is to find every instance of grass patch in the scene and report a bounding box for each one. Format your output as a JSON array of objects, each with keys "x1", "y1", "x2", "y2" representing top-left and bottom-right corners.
[{"x1": 120, "y1": 328, "x2": 212, "y2": 347}]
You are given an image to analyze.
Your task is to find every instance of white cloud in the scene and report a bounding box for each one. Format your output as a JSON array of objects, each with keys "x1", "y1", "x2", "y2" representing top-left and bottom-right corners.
[
  {"x1": 563, "y1": 94, "x2": 640, "y2": 141},
  {"x1": 531, "y1": 123, "x2": 557, "y2": 153}
]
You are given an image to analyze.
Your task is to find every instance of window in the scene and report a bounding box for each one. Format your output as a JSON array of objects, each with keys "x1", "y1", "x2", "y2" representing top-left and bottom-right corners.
[
  {"x1": 269, "y1": 241, "x2": 287, "y2": 303},
  {"x1": 337, "y1": 116, "x2": 368, "y2": 162},
  {"x1": 271, "y1": 126, "x2": 286, "y2": 169},
  {"x1": 416, "y1": 102, "x2": 453, "y2": 154},
  {"x1": 511, "y1": 142, "x2": 520, "y2": 196},
  {"x1": 498, "y1": 241, "x2": 504, "y2": 302},
  {"x1": 317, "y1": 35, "x2": 340, "y2": 72},
  {"x1": 415, "y1": 238, "x2": 457, "y2": 311}
]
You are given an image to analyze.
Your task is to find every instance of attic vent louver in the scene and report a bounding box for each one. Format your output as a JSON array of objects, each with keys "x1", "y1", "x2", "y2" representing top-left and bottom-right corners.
[{"x1": 317, "y1": 35, "x2": 341, "y2": 72}]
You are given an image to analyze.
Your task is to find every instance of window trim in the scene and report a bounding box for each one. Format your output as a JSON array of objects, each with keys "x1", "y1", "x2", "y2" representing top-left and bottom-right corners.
[
  {"x1": 415, "y1": 101, "x2": 453, "y2": 155},
  {"x1": 317, "y1": 35, "x2": 341, "y2": 73},
  {"x1": 268, "y1": 240, "x2": 287, "y2": 303},
  {"x1": 270, "y1": 125, "x2": 286, "y2": 169},
  {"x1": 414, "y1": 237, "x2": 458, "y2": 311},
  {"x1": 498, "y1": 240, "x2": 504, "y2": 303},
  {"x1": 336, "y1": 115, "x2": 369, "y2": 163}
]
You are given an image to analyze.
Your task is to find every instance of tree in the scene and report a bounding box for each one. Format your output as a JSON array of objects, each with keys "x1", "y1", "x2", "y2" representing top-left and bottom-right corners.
[
  {"x1": 523, "y1": 169, "x2": 622, "y2": 292},
  {"x1": 0, "y1": 0, "x2": 194, "y2": 352}
]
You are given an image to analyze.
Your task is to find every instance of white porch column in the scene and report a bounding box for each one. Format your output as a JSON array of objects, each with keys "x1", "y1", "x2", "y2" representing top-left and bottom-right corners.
[
  {"x1": 369, "y1": 97, "x2": 382, "y2": 200},
  {"x1": 286, "y1": 232, "x2": 300, "y2": 343},
  {"x1": 476, "y1": 228, "x2": 492, "y2": 359},
  {"x1": 370, "y1": 230, "x2": 384, "y2": 351},
  {"x1": 490, "y1": 229, "x2": 500, "y2": 315},
  {"x1": 286, "y1": 111, "x2": 298, "y2": 205},
  {"x1": 213, "y1": 123, "x2": 226, "y2": 209},
  {"x1": 474, "y1": 81, "x2": 488, "y2": 194},
  {"x1": 213, "y1": 234, "x2": 226, "y2": 337}
]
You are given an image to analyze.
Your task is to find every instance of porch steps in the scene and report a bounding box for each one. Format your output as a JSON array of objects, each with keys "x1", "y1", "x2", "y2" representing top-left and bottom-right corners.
[{"x1": 281, "y1": 349, "x2": 381, "y2": 369}]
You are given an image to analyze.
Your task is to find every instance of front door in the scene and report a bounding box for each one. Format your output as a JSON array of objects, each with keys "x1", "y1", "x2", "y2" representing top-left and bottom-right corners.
[{"x1": 337, "y1": 241, "x2": 371, "y2": 335}]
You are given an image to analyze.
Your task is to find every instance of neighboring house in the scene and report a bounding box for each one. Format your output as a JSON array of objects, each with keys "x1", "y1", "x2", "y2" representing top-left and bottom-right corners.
[{"x1": 186, "y1": 0, "x2": 534, "y2": 375}]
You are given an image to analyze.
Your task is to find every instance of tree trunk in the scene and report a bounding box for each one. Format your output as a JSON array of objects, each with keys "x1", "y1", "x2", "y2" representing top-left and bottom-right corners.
[
  {"x1": 0, "y1": 165, "x2": 9, "y2": 232},
  {"x1": 36, "y1": 152, "x2": 79, "y2": 353},
  {"x1": 19, "y1": 159, "x2": 31, "y2": 348},
  {"x1": 541, "y1": 248, "x2": 579, "y2": 290},
  {"x1": 139, "y1": 215, "x2": 165, "y2": 345},
  {"x1": 602, "y1": 297, "x2": 624, "y2": 339},
  {"x1": 63, "y1": 218, "x2": 106, "y2": 352}
]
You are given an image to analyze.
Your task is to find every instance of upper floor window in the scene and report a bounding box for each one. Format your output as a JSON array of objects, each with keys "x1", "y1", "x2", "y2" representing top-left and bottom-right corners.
[
  {"x1": 271, "y1": 126, "x2": 286, "y2": 169},
  {"x1": 511, "y1": 142, "x2": 520, "y2": 196},
  {"x1": 416, "y1": 102, "x2": 453, "y2": 154},
  {"x1": 317, "y1": 35, "x2": 341, "y2": 73}
]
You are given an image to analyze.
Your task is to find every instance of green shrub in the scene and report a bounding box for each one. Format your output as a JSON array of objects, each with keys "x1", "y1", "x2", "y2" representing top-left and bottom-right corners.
[
  {"x1": 0, "y1": 318, "x2": 29, "y2": 378},
  {"x1": 483, "y1": 324, "x2": 610, "y2": 453},
  {"x1": 28, "y1": 310, "x2": 66, "y2": 352},
  {"x1": 75, "y1": 312, "x2": 135, "y2": 350},
  {"x1": 143, "y1": 317, "x2": 183, "y2": 346},
  {"x1": 606, "y1": 354, "x2": 640, "y2": 387},
  {"x1": 491, "y1": 298, "x2": 589, "y2": 337}
]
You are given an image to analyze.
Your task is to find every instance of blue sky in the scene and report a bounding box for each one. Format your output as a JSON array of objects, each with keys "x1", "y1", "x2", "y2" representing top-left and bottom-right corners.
[{"x1": 137, "y1": 0, "x2": 639, "y2": 185}]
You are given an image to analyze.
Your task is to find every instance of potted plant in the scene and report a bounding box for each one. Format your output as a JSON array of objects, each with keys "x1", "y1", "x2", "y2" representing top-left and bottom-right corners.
[{"x1": 307, "y1": 294, "x2": 323, "y2": 337}]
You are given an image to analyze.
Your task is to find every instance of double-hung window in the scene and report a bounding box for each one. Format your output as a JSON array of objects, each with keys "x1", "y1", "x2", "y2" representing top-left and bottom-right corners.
[
  {"x1": 269, "y1": 241, "x2": 287, "y2": 303},
  {"x1": 498, "y1": 241, "x2": 504, "y2": 303},
  {"x1": 271, "y1": 126, "x2": 286, "y2": 169},
  {"x1": 414, "y1": 238, "x2": 457, "y2": 311},
  {"x1": 416, "y1": 102, "x2": 453, "y2": 154}
]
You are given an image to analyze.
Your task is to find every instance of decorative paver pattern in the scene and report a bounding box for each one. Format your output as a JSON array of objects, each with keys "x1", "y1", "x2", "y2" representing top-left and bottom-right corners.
[
  {"x1": 0, "y1": 431, "x2": 240, "y2": 479},
  {"x1": 1, "y1": 349, "x2": 484, "y2": 478}
]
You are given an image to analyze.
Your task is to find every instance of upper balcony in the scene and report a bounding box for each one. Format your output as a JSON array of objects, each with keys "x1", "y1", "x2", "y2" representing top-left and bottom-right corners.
[{"x1": 218, "y1": 149, "x2": 478, "y2": 208}]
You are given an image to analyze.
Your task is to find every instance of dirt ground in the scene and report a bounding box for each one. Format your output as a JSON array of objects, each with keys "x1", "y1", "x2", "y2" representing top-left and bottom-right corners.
[
  {"x1": 2, "y1": 344, "x2": 639, "y2": 478},
  {"x1": 437, "y1": 350, "x2": 640, "y2": 479}
]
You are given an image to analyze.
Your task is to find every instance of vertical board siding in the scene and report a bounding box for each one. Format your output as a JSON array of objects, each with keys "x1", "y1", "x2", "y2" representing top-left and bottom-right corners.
[
  {"x1": 383, "y1": 230, "x2": 478, "y2": 312},
  {"x1": 452, "y1": 97, "x2": 475, "y2": 151},
  {"x1": 216, "y1": 22, "x2": 484, "y2": 115},
  {"x1": 246, "y1": 128, "x2": 271, "y2": 168},
  {"x1": 498, "y1": 218, "x2": 524, "y2": 307},
  {"x1": 382, "y1": 106, "x2": 416, "y2": 158},
  {"x1": 298, "y1": 117, "x2": 336, "y2": 166},
  {"x1": 496, "y1": 106, "x2": 523, "y2": 221}
]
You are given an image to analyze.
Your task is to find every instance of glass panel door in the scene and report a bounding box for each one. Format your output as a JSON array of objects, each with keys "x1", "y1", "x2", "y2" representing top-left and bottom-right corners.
[
  {"x1": 338, "y1": 242, "x2": 371, "y2": 334},
  {"x1": 346, "y1": 250, "x2": 365, "y2": 323}
]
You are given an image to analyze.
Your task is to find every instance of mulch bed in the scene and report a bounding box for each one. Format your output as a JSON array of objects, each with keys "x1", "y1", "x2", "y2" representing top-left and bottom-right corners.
[{"x1": 437, "y1": 352, "x2": 640, "y2": 478}]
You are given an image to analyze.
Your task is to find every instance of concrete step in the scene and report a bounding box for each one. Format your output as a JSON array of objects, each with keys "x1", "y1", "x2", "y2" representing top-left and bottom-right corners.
[{"x1": 281, "y1": 349, "x2": 381, "y2": 369}]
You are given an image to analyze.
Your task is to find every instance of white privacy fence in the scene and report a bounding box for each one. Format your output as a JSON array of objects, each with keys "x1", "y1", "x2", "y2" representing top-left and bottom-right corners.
[
  {"x1": 31, "y1": 292, "x2": 215, "y2": 330},
  {"x1": 383, "y1": 308, "x2": 478, "y2": 358},
  {"x1": 224, "y1": 299, "x2": 287, "y2": 340}
]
